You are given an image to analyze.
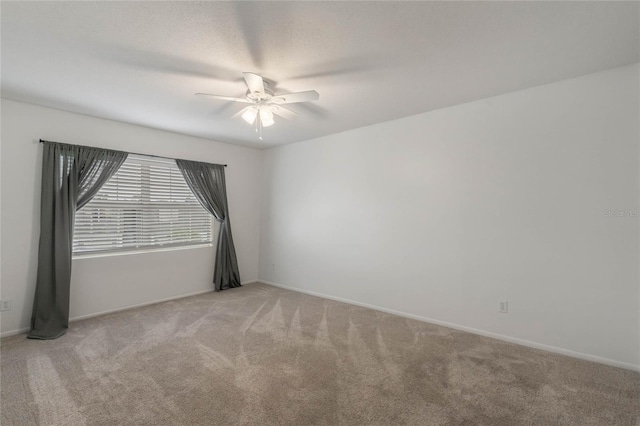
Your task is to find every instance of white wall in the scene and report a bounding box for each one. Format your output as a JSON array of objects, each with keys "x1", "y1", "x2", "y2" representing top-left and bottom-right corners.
[
  {"x1": 1, "y1": 99, "x2": 262, "y2": 335},
  {"x1": 259, "y1": 64, "x2": 640, "y2": 370}
]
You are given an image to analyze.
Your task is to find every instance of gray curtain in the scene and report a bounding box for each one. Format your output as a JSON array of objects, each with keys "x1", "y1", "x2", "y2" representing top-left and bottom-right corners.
[
  {"x1": 175, "y1": 160, "x2": 241, "y2": 291},
  {"x1": 28, "y1": 141, "x2": 128, "y2": 339}
]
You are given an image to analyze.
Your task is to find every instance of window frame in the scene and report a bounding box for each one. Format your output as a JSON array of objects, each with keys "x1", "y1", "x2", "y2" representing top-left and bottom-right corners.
[{"x1": 72, "y1": 154, "x2": 214, "y2": 258}]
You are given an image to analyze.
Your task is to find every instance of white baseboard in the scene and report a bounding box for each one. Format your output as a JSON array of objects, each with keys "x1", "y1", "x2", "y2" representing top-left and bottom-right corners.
[
  {"x1": 259, "y1": 280, "x2": 640, "y2": 373},
  {"x1": 1, "y1": 280, "x2": 259, "y2": 339},
  {"x1": 1, "y1": 326, "x2": 30, "y2": 339},
  {"x1": 69, "y1": 288, "x2": 216, "y2": 323}
]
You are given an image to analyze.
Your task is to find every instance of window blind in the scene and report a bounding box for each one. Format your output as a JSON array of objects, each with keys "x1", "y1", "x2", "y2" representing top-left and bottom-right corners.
[{"x1": 73, "y1": 154, "x2": 213, "y2": 255}]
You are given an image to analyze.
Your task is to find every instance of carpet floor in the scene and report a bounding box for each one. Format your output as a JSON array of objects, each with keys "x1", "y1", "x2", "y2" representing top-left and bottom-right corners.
[{"x1": 1, "y1": 283, "x2": 638, "y2": 425}]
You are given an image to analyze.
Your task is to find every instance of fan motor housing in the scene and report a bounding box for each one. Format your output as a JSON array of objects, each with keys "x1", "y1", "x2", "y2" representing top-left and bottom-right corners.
[{"x1": 246, "y1": 82, "x2": 274, "y2": 103}]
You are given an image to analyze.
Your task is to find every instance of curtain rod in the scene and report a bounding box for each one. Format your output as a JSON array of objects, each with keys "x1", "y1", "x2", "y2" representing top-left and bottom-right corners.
[{"x1": 38, "y1": 139, "x2": 227, "y2": 167}]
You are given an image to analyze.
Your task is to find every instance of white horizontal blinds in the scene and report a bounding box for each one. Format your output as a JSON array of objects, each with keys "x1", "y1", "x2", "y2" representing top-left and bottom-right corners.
[{"x1": 73, "y1": 154, "x2": 213, "y2": 255}]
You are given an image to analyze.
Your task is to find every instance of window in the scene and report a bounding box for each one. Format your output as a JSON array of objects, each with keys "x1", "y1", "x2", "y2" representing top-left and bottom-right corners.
[{"x1": 73, "y1": 154, "x2": 213, "y2": 256}]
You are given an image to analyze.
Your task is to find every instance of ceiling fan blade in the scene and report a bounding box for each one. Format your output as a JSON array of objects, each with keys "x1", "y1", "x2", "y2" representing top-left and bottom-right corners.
[
  {"x1": 195, "y1": 93, "x2": 250, "y2": 103},
  {"x1": 271, "y1": 90, "x2": 319, "y2": 104},
  {"x1": 243, "y1": 72, "x2": 265, "y2": 96},
  {"x1": 270, "y1": 105, "x2": 298, "y2": 120}
]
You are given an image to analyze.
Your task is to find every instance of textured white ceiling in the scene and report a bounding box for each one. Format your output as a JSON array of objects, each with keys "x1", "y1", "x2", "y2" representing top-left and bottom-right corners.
[{"x1": 2, "y1": 1, "x2": 638, "y2": 148}]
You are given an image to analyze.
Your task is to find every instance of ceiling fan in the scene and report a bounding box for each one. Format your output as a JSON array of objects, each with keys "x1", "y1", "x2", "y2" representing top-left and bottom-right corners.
[{"x1": 196, "y1": 72, "x2": 319, "y2": 140}]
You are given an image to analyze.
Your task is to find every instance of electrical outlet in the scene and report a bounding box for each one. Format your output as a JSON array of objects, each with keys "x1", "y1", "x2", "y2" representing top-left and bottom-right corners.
[
  {"x1": 499, "y1": 301, "x2": 508, "y2": 314},
  {"x1": 0, "y1": 300, "x2": 11, "y2": 312}
]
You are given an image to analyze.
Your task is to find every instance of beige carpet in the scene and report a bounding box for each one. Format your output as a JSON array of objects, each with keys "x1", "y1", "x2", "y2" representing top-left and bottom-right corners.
[{"x1": 1, "y1": 283, "x2": 638, "y2": 425}]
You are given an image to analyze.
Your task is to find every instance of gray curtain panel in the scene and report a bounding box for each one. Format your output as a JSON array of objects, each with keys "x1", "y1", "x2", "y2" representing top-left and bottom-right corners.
[
  {"x1": 28, "y1": 141, "x2": 128, "y2": 339},
  {"x1": 176, "y1": 160, "x2": 241, "y2": 291}
]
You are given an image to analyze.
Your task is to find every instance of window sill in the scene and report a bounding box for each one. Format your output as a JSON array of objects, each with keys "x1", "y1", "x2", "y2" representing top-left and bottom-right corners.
[{"x1": 72, "y1": 243, "x2": 214, "y2": 260}]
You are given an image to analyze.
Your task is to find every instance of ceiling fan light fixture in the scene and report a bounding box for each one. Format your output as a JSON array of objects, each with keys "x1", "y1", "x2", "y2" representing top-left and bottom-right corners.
[
  {"x1": 241, "y1": 107, "x2": 258, "y2": 125},
  {"x1": 260, "y1": 107, "x2": 275, "y2": 127}
]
